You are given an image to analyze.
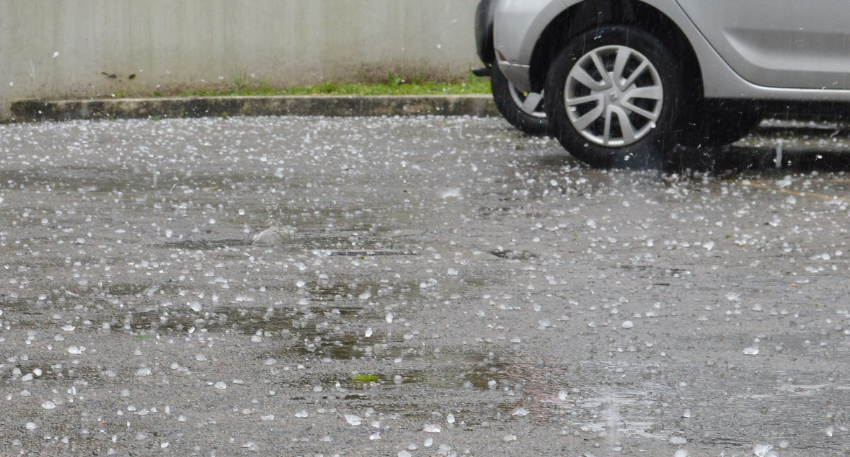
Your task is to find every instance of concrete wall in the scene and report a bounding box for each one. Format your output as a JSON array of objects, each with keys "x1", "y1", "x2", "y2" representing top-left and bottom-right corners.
[{"x1": 0, "y1": 0, "x2": 481, "y2": 121}]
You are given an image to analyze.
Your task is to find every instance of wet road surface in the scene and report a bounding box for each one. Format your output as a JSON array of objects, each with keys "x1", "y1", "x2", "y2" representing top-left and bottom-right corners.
[{"x1": 1, "y1": 116, "x2": 850, "y2": 456}]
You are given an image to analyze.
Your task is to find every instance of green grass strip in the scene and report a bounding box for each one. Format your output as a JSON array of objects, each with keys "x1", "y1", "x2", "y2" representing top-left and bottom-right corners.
[{"x1": 179, "y1": 75, "x2": 491, "y2": 98}]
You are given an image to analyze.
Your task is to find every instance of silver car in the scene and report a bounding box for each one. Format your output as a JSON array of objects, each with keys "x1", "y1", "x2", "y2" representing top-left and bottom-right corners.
[{"x1": 493, "y1": 0, "x2": 850, "y2": 167}]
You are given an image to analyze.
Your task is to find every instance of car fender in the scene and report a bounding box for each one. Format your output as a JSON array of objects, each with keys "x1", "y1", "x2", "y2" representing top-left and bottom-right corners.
[
  {"x1": 475, "y1": 0, "x2": 498, "y2": 66},
  {"x1": 494, "y1": 0, "x2": 568, "y2": 92}
]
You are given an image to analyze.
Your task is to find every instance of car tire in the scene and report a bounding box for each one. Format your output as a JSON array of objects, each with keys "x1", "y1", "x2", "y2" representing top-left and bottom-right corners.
[
  {"x1": 544, "y1": 26, "x2": 682, "y2": 168},
  {"x1": 679, "y1": 105, "x2": 762, "y2": 148},
  {"x1": 491, "y1": 66, "x2": 549, "y2": 136}
]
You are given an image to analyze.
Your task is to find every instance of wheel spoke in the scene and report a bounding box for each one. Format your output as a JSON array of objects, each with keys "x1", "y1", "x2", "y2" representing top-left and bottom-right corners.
[
  {"x1": 521, "y1": 91, "x2": 544, "y2": 114},
  {"x1": 612, "y1": 48, "x2": 632, "y2": 90},
  {"x1": 612, "y1": 106, "x2": 637, "y2": 144},
  {"x1": 621, "y1": 60, "x2": 649, "y2": 90},
  {"x1": 625, "y1": 86, "x2": 663, "y2": 101},
  {"x1": 621, "y1": 101, "x2": 659, "y2": 123},
  {"x1": 571, "y1": 66, "x2": 605, "y2": 91},
  {"x1": 602, "y1": 108, "x2": 613, "y2": 145},
  {"x1": 566, "y1": 93, "x2": 602, "y2": 107},
  {"x1": 571, "y1": 103, "x2": 605, "y2": 132},
  {"x1": 589, "y1": 51, "x2": 613, "y2": 88}
]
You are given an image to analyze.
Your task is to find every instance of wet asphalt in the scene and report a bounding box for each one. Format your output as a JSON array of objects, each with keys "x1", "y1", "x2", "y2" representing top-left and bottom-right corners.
[{"x1": 1, "y1": 116, "x2": 850, "y2": 456}]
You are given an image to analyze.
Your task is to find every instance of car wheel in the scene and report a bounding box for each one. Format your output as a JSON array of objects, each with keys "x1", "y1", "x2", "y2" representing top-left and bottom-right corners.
[
  {"x1": 491, "y1": 66, "x2": 549, "y2": 135},
  {"x1": 544, "y1": 26, "x2": 682, "y2": 168},
  {"x1": 679, "y1": 106, "x2": 763, "y2": 148}
]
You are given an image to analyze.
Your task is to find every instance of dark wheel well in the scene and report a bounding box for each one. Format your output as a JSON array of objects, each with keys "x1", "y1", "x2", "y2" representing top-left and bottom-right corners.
[{"x1": 529, "y1": 0, "x2": 703, "y2": 102}]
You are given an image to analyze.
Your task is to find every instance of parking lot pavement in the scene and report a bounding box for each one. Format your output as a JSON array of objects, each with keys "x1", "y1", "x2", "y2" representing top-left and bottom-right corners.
[{"x1": 1, "y1": 116, "x2": 850, "y2": 456}]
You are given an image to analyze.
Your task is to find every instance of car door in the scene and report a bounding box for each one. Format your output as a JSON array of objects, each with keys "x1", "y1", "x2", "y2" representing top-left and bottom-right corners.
[{"x1": 675, "y1": 0, "x2": 850, "y2": 90}]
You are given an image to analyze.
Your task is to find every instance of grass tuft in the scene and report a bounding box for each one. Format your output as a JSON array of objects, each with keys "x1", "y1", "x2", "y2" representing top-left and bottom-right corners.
[{"x1": 351, "y1": 374, "x2": 381, "y2": 385}]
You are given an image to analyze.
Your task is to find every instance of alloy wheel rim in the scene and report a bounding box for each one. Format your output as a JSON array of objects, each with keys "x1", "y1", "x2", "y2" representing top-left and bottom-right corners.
[{"x1": 564, "y1": 45, "x2": 663, "y2": 147}]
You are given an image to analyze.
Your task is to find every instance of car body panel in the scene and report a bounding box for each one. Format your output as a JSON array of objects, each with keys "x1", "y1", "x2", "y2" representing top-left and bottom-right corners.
[
  {"x1": 493, "y1": 0, "x2": 850, "y2": 102},
  {"x1": 676, "y1": 0, "x2": 850, "y2": 91}
]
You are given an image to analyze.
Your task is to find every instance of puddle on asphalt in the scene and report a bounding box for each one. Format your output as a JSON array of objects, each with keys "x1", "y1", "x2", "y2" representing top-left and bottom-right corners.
[
  {"x1": 0, "y1": 168, "x2": 297, "y2": 196},
  {"x1": 341, "y1": 350, "x2": 513, "y2": 391},
  {"x1": 155, "y1": 233, "x2": 412, "y2": 253},
  {"x1": 489, "y1": 248, "x2": 537, "y2": 261},
  {"x1": 107, "y1": 283, "x2": 159, "y2": 297},
  {"x1": 2, "y1": 362, "x2": 102, "y2": 383},
  {"x1": 316, "y1": 348, "x2": 515, "y2": 395},
  {"x1": 299, "y1": 235, "x2": 391, "y2": 252},
  {"x1": 157, "y1": 238, "x2": 251, "y2": 250},
  {"x1": 126, "y1": 296, "x2": 397, "y2": 361},
  {"x1": 111, "y1": 278, "x2": 433, "y2": 362},
  {"x1": 0, "y1": 296, "x2": 32, "y2": 312},
  {"x1": 0, "y1": 296, "x2": 53, "y2": 328},
  {"x1": 0, "y1": 169, "x2": 152, "y2": 194}
]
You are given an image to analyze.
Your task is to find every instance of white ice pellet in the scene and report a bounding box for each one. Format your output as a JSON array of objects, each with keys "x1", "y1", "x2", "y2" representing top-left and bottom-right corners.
[{"x1": 753, "y1": 444, "x2": 774, "y2": 457}]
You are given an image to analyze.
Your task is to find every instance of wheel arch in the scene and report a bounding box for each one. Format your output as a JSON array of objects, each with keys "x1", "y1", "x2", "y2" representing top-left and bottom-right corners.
[
  {"x1": 475, "y1": 0, "x2": 498, "y2": 66},
  {"x1": 529, "y1": 0, "x2": 703, "y2": 102}
]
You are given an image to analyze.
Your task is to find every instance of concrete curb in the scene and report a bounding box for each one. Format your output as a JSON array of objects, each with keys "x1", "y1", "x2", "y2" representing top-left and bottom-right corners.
[
  {"x1": 8, "y1": 96, "x2": 842, "y2": 140},
  {"x1": 9, "y1": 95, "x2": 501, "y2": 123}
]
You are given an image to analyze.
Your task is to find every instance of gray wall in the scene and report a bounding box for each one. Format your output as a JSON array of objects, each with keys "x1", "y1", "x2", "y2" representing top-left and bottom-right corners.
[{"x1": 0, "y1": 0, "x2": 481, "y2": 121}]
